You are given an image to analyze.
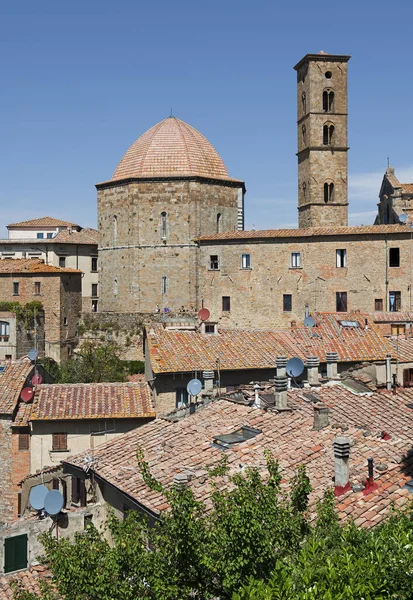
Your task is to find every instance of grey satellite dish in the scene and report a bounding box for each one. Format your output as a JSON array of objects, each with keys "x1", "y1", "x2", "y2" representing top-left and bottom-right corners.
[
  {"x1": 29, "y1": 484, "x2": 49, "y2": 510},
  {"x1": 399, "y1": 213, "x2": 407, "y2": 224},
  {"x1": 28, "y1": 348, "x2": 39, "y2": 362},
  {"x1": 304, "y1": 316, "x2": 316, "y2": 328},
  {"x1": 286, "y1": 357, "x2": 305, "y2": 377},
  {"x1": 187, "y1": 378, "x2": 202, "y2": 396},
  {"x1": 44, "y1": 490, "x2": 64, "y2": 516}
]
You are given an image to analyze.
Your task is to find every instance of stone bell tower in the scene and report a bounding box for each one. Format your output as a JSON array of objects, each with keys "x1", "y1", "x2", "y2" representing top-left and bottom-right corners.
[{"x1": 294, "y1": 52, "x2": 351, "y2": 228}]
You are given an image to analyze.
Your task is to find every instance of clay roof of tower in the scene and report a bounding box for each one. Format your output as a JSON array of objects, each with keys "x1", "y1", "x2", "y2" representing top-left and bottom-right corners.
[
  {"x1": 7, "y1": 216, "x2": 80, "y2": 229},
  {"x1": 108, "y1": 117, "x2": 242, "y2": 183}
]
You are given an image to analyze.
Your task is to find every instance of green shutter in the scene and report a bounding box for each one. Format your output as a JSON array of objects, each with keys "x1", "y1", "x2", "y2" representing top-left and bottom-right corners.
[{"x1": 4, "y1": 534, "x2": 27, "y2": 573}]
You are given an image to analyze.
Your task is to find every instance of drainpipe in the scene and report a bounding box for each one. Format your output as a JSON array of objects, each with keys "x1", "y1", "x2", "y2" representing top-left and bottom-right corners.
[{"x1": 386, "y1": 353, "x2": 392, "y2": 391}]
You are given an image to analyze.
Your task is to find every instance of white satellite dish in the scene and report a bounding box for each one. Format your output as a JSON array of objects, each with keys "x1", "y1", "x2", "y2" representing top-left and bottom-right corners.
[
  {"x1": 304, "y1": 316, "x2": 316, "y2": 328},
  {"x1": 286, "y1": 357, "x2": 305, "y2": 377},
  {"x1": 29, "y1": 484, "x2": 49, "y2": 511},
  {"x1": 187, "y1": 378, "x2": 202, "y2": 396},
  {"x1": 28, "y1": 348, "x2": 39, "y2": 362},
  {"x1": 44, "y1": 490, "x2": 64, "y2": 516},
  {"x1": 399, "y1": 213, "x2": 407, "y2": 223}
]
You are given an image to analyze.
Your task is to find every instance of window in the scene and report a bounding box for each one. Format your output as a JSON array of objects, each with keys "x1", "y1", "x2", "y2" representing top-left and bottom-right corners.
[
  {"x1": 13, "y1": 282, "x2": 19, "y2": 296},
  {"x1": 58, "y1": 256, "x2": 66, "y2": 268},
  {"x1": 389, "y1": 247, "x2": 400, "y2": 267},
  {"x1": 4, "y1": 534, "x2": 27, "y2": 573},
  {"x1": 392, "y1": 324, "x2": 405, "y2": 336},
  {"x1": 34, "y1": 281, "x2": 41, "y2": 295},
  {"x1": 389, "y1": 291, "x2": 401, "y2": 312},
  {"x1": 216, "y1": 213, "x2": 222, "y2": 233},
  {"x1": 209, "y1": 255, "x2": 219, "y2": 270},
  {"x1": 92, "y1": 299, "x2": 98, "y2": 312},
  {"x1": 160, "y1": 212, "x2": 167, "y2": 239},
  {"x1": 213, "y1": 425, "x2": 261, "y2": 449},
  {"x1": 222, "y1": 296, "x2": 231, "y2": 312},
  {"x1": 91, "y1": 257, "x2": 98, "y2": 272},
  {"x1": 301, "y1": 91, "x2": 306, "y2": 114},
  {"x1": 113, "y1": 215, "x2": 117, "y2": 245},
  {"x1": 37, "y1": 233, "x2": 44, "y2": 239},
  {"x1": 0, "y1": 320, "x2": 10, "y2": 341},
  {"x1": 241, "y1": 253, "x2": 251, "y2": 269},
  {"x1": 323, "y1": 124, "x2": 335, "y2": 145},
  {"x1": 336, "y1": 291, "x2": 348, "y2": 312},
  {"x1": 91, "y1": 284, "x2": 98, "y2": 297},
  {"x1": 204, "y1": 324, "x2": 217, "y2": 334},
  {"x1": 336, "y1": 249, "x2": 347, "y2": 268},
  {"x1": 176, "y1": 388, "x2": 189, "y2": 408},
  {"x1": 291, "y1": 252, "x2": 301, "y2": 268},
  {"x1": 46, "y1": 233, "x2": 53, "y2": 239},
  {"x1": 283, "y1": 294, "x2": 292, "y2": 312},
  {"x1": 63, "y1": 317, "x2": 68, "y2": 326},
  {"x1": 302, "y1": 124, "x2": 306, "y2": 146},
  {"x1": 325, "y1": 71, "x2": 332, "y2": 79},
  {"x1": 324, "y1": 182, "x2": 334, "y2": 203},
  {"x1": 375, "y1": 298, "x2": 383, "y2": 311},
  {"x1": 19, "y1": 433, "x2": 29, "y2": 451},
  {"x1": 403, "y1": 368, "x2": 413, "y2": 387},
  {"x1": 84, "y1": 514, "x2": 93, "y2": 529},
  {"x1": 71, "y1": 476, "x2": 86, "y2": 506},
  {"x1": 322, "y1": 90, "x2": 334, "y2": 112},
  {"x1": 52, "y1": 432, "x2": 68, "y2": 451},
  {"x1": 161, "y1": 276, "x2": 167, "y2": 295},
  {"x1": 113, "y1": 278, "x2": 118, "y2": 297}
]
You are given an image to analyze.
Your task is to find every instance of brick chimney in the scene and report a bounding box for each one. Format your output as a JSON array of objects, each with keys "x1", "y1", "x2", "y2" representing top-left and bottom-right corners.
[
  {"x1": 274, "y1": 375, "x2": 288, "y2": 410},
  {"x1": 313, "y1": 403, "x2": 329, "y2": 430},
  {"x1": 326, "y1": 351, "x2": 339, "y2": 379},
  {"x1": 275, "y1": 356, "x2": 288, "y2": 377},
  {"x1": 333, "y1": 436, "x2": 351, "y2": 496},
  {"x1": 306, "y1": 356, "x2": 320, "y2": 387}
]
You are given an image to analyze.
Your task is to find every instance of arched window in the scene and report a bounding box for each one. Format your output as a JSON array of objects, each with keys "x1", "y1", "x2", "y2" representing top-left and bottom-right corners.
[
  {"x1": 160, "y1": 212, "x2": 167, "y2": 239},
  {"x1": 113, "y1": 215, "x2": 117, "y2": 246},
  {"x1": 323, "y1": 124, "x2": 335, "y2": 146},
  {"x1": 324, "y1": 182, "x2": 334, "y2": 203},
  {"x1": 302, "y1": 124, "x2": 306, "y2": 146},
  {"x1": 301, "y1": 91, "x2": 306, "y2": 115},
  {"x1": 161, "y1": 276, "x2": 167, "y2": 295},
  {"x1": 113, "y1": 278, "x2": 118, "y2": 297},
  {"x1": 302, "y1": 181, "x2": 307, "y2": 199},
  {"x1": 216, "y1": 213, "x2": 222, "y2": 233},
  {"x1": 323, "y1": 90, "x2": 334, "y2": 112}
]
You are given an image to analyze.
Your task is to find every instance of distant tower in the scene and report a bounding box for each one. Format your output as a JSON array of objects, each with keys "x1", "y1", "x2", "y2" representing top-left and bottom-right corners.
[{"x1": 294, "y1": 52, "x2": 351, "y2": 228}]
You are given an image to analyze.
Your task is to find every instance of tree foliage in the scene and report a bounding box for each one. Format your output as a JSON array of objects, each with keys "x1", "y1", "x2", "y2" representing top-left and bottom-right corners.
[
  {"x1": 10, "y1": 451, "x2": 413, "y2": 600},
  {"x1": 57, "y1": 341, "x2": 127, "y2": 383}
]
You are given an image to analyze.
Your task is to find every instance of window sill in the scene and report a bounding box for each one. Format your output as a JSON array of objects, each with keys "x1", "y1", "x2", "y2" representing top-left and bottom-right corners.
[
  {"x1": 51, "y1": 448, "x2": 70, "y2": 453},
  {"x1": 289, "y1": 266, "x2": 302, "y2": 270},
  {"x1": 240, "y1": 267, "x2": 252, "y2": 270},
  {"x1": 208, "y1": 268, "x2": 220, "y2": 272}
]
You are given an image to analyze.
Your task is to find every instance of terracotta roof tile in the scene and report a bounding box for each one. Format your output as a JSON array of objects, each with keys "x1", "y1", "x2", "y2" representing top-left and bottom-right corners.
[
  {"x1": 0, "y1": 359, "x2": 33, "y2": 415},
  {"x1": 13, "y1": 401, "x2": 33, "y2": 426},
  {"x1": 7, "y1": 217, "x2": 80, "y2": 228},
  {"x1": 0, "y1": 258, "x2": 80, "y2": 274},
  {"x1": 66, "y1": 384, "x2": 413, "y2": 525},
  {"x1": 127, "y1": 373, "x2": 145, "y2": 383},
  {"x1": 110, "y1": 117, "x2": 242, "y2": 183},
  {"x1": 197, "y1": 224, "x2": 411, "y2": 242},
  {"x1": 402, "y1": 184, "x2": 413, "y2": 195},
  {"x1": 145, "y1": 313, "x2": 394, "y2": 373},
  {"x1": 0, "y1": 566, "x2": 54, "y2": 599},
  {"x1": 373, "y1": 312, "x2": 413, "y2": 323},
  {"x1": 388, "y1": 337, "x2": 413, "y2": 362},
  {"x1": 0, "y1": 229, "x2": 99, "y2": 247},
  {"x1": 30, "y1": 382, "x2": 155, "y2": 420}
]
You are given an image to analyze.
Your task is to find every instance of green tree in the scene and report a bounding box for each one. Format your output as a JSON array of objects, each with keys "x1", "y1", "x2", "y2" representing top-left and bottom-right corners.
[{"x1": 57, "y1": 341, "x2": 127, "y2": 383}]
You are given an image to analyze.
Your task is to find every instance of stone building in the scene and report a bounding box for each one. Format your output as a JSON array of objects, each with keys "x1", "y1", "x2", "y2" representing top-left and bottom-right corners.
[
  {"x1": 0, "y1": 310, "x2": 45, "y2": 361},
  {"x1": 376, "y1": 166, "x2": 413, "y2": 225},
  {"x1": 0, "y1": 217, "x2": 99, "y2": 313},
  {"x1": 97, "y1": 116, "x2": 245, "y2": 314},
  {"x1": 0, "y1": 259, "x2": 82, "y2": 362}
]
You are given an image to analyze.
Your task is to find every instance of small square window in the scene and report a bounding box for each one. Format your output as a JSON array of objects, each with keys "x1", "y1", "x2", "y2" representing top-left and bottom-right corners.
[
  {"x1": 13, "y1": 282, "x2": 19, "y2": 296},
  {"x1": 18, "y1": 433, "x2": 29, "y2": 451},
  {"x1": 52, "y1": 432, "x2": 67, "y2": 451},
  {"x1": 389, "y1": 248, "x2": 400, "y2": 267},
  {"x1": 91, "y1": 257, "x2": 98, "y2": 272},
  {"x1": 283, "y1": 294, "x2": 292, "y2": 312},
  {"x1": 204, "y1": 324, "x2": 216, "y2": 334},
  {"x1": 375, "y1": 298, "x2": 383, "y2": 311},
  {"x1": 291, "y1": 253, "x2": 301, "y2": 268},
  {"x1": 241, "y1": 254, "x2": 251, "y2": 269},
  {"x1": 37, "y1": 233, "x2": 44, "y2": 239},
  {"x1": 222, "y1": 296, "x2": 231, "y2": 312},
  {"x1": 336, "y1": 249, "x2": 347, "y2": 268},
  {"x1": 46, "y1": 233, "x2": 53, "y2": 239},
  {"x1": 392, "y1": 324, "x2": 405, "y2": 335},
  {"x1": 209, "y1": 255, "x2": 219, "y2": 270},
  {"x1": 34, "y1": 281, "x2": 41, "y2": 295},
  {"x1": 59, "y1": 256, "x2": 66, "y2": 268}
]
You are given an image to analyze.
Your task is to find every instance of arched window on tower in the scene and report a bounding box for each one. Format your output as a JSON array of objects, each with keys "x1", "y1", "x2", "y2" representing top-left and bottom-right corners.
[
  {"x1": 301, "y1": 92, "x2": 306, "y2": 115},
  {"x1": 113, "y1": 278, "x2": 118, "y2": 297},
  {"x1": 216, "y1": 213, "x2": 222, "y2": 233},
  {"x1": 113, "y1": 215, "x2": 117, "y2": 246},
  {"x1": 322, "y1": 90, "x2": 334, "y2": 112},
  {"x1": 302, "y1": 125, "x2": 307, "y2": 146},
  {"x1": 160, "y1": 212, "x2": 167, "y2": 239},
  {"x1": 323, "y1": 124, "x2": 335, "y2": 146},
  {"x1": 324, "y1": 182, "x2": 334, "y2": 203}
]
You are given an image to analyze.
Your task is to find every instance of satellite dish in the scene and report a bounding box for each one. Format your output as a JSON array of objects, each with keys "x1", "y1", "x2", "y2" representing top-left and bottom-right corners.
[
  {"x1": 286, "y1": 357, "x2": 305, "y2": 377},
  {"x1": 44, "y1": 490, "x2": 64, "y2": 516},
  {"x1": 31, "y1": 373, "x2": 43, "y2": 385},
  {"x1": 399, "y1": 213, "x2": 407, "y2": 223},
  {"x1": 187, "y1": 378, "x2": 203, "y2": 396},
  {"x1": 29, "y1": 484, "x2": 49, "y2": 510},
  {"x1": 28, "y1": 348, "x2": 39, "y2": 362},
  {"x1": 198, "y1": 308, "x2": 210, "y2": 322},
  {"x1": 21, "y1": 387, "x2": 34, "y2": 403},
  {"x1": 304, "y1": 316, "x2": 316, "y2": 328}
]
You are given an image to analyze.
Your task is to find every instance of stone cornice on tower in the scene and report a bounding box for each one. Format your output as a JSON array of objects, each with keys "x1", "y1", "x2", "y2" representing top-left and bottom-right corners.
[{"x1": 294, "y1": 53, "x2": 351, "y2": 71}]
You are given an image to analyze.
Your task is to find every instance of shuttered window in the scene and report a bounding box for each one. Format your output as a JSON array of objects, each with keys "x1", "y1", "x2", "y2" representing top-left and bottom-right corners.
[
  {"x1": 4, "y1": 534, "x2": 27, "y2": 573},
  {"x1": 52, "y1": 433, "x2": 67, "y2": 451},
  {"x1": 18, "y1": 433, "x2": 29, "y2": 451}
]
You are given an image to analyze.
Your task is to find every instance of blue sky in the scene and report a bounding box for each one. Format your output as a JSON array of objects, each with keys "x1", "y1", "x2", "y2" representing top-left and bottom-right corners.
[{"x1": 1, "y1": 0, "x2": 412, "y2": 236}]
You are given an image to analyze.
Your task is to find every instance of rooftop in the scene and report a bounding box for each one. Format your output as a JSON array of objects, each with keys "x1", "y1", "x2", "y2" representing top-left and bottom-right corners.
[
  {"x1": 65, "y1": 384, "x2": 413, "y2": 526},
  {"x1": 7, "y1": 217, "x2": 80, "y2": 229},
  {"x1": 0, "y1": 228, "x2": 99, "y2": 247},
  {"x1": 145, "y1": 313, "x2": 394, "y2": 374},
  {"x1": 109, "y1": 117, "x2": 242, "y2": 183},
  {"x1": 30, "y1": 382, "x2": 155, "y2": 421},
  {"x1": 0, "y1": 359, "x2": 33, "y2": 415},
  {"x1": 0, "y1": 565, "x2": 53, "y2": 599},
  {"x1": 196, "y1": 224, "x2": 411, "y2": 242},
  {"x1": 0, "y1": 258, "x2": 81, "y2": 274}
]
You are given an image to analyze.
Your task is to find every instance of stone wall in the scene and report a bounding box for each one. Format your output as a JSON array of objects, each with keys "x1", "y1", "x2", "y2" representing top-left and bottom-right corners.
[{"x1": 0, "y1": 419, "x2": 13, "y2": 524}]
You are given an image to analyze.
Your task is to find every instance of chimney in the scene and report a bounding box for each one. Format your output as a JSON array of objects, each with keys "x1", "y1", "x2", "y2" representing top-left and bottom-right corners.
[
  {"x1": 333, "y1": 436, "x2": 351, "y2": 496},
  {"x1": 305, "y1": 303, "x2": 309, "y2": 318},
  {"x1": 254, "y1": 383, "x2": 262, "y2": 408},
  {"x1": 306, "y1": 355, "x2": 320, "y2": 387},
  {"x1": 275, "y1": 356, "x2": 288, "y2": 377},
  {"x1": 386, "y1": 354, "x2": 392, "y2": 391},
  {"x1": 173, "y1": 473, "x2": 188, "y2": 492},
  {"x1": 202, "y1": 370, "x2": 214, "y2": 392},
  {"x1": 362, "y1": 457, "x2": 379, "y2": 495},
  {"x1": 274, "y1": 375, "x2": 288, "y2": 410},
  {"x1": 313, "y1": 403, "x2": 329, "y2": 430},
  {"x1": 326, "y1": 351, "x2": 339, "y2": 379}
]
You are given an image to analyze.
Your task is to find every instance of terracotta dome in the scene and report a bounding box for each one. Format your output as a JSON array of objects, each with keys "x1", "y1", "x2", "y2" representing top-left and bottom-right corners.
[{"x1": 112, "y1": 116, "x2": 232, "y2": 181}]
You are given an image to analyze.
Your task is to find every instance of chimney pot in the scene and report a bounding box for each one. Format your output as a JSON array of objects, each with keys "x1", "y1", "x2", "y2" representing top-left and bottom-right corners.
[
  {"x1": 306, "y1": 355, "x2": 320, "y2": 387},
  {"x1": 313, "y1": 403, "x2": 329, "y2": 430},
  {"x1": 326, "y1": 351, "x2": 339, "y2": 379},
  {"x1": 173, "y1": 473, "x2": 188, "y2": 492},
  {"x1": 275, "y1": 355, "x2": 288, "y2": 377},
  {"x1": 333, "y1": 436, "x2": 351, "y2": 495},
  {"x1": 274, "y1": 375, "x2": 288, "y2": 410}
]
